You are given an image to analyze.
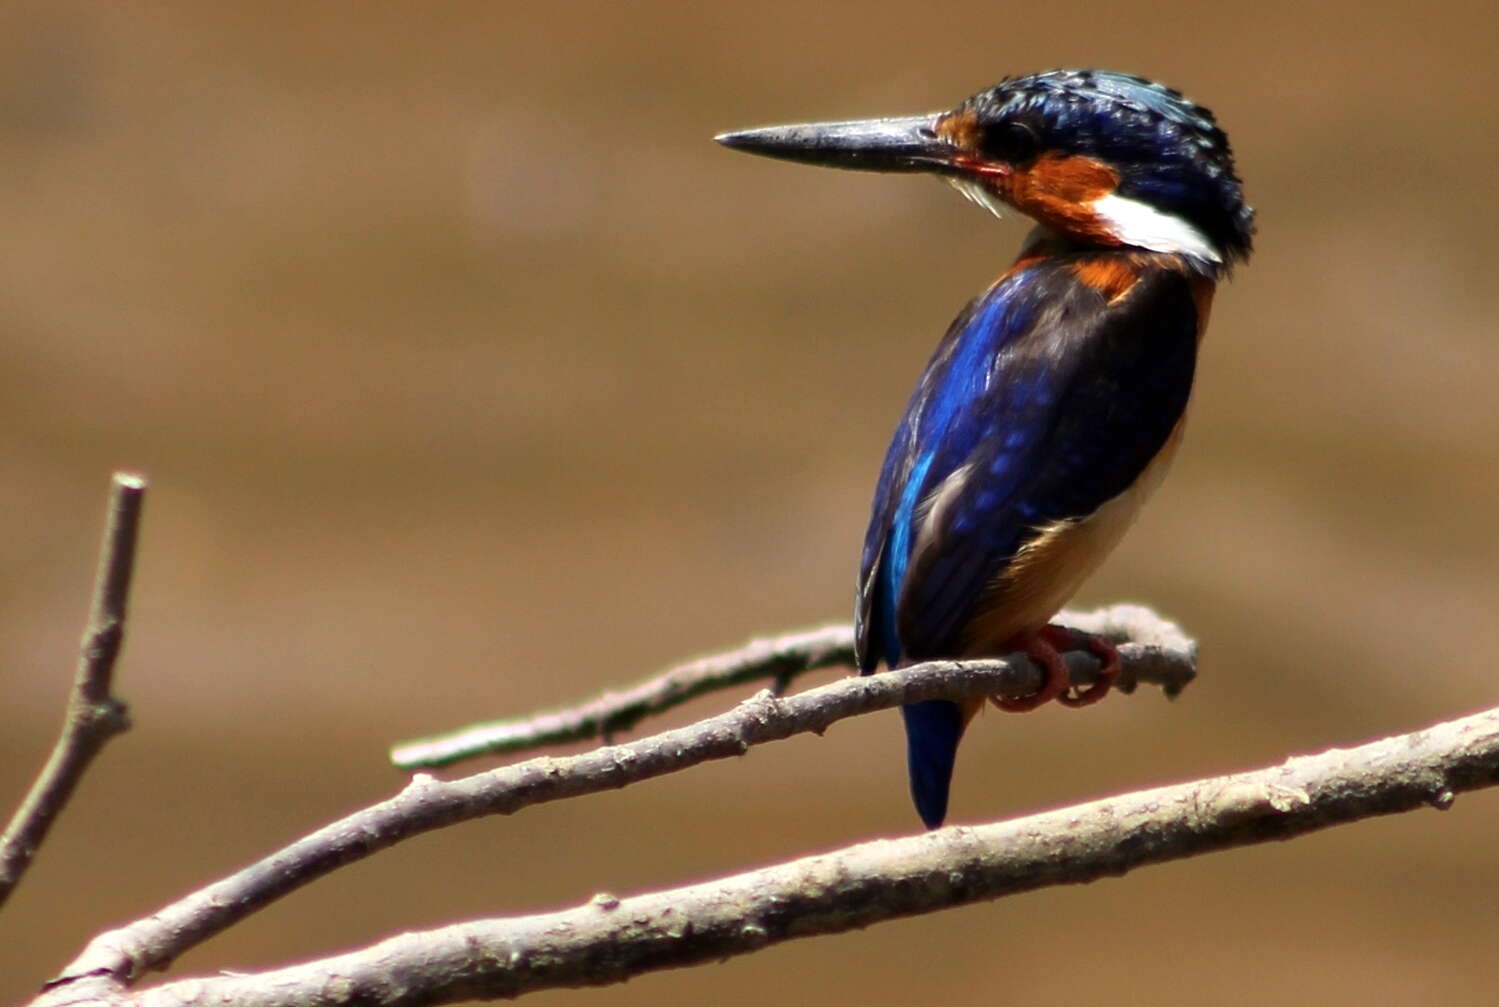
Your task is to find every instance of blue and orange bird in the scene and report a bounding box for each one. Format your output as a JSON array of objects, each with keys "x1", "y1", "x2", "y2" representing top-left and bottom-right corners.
[{"x1": 718, "y1": 70, "x2": 1253, "y2": 828}]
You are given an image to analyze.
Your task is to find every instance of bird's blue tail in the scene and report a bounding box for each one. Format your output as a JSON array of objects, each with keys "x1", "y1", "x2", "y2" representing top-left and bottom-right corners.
[{"x1": 901, "y1": 700, "x2": 966, "y2": 829}]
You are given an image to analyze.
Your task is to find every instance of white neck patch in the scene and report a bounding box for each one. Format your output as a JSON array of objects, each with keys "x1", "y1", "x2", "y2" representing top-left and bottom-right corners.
[
  {"x1": 1089, "y1": 193, "x2": 1222, "y2": 265},
  {"x1": 946, "y1": 177, "x2": 1224, "y2": 267}
]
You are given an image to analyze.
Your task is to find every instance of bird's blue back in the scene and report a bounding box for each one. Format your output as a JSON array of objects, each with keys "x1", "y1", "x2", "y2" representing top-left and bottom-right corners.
[{"x1": 854, "y1": 251, "x2": 1200, "y2": 825}]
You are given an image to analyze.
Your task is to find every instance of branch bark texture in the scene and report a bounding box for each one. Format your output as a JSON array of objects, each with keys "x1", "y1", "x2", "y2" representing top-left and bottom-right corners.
[
  {"x1": 0, "y1": 473, "x2": 145, "y2": 911},
  {"x1": 38, "y1": 607, "x2": 1193, "y2": 998},
  {"x1": 47, "y1": 704, "x2": 1499, "y2": 1007}
]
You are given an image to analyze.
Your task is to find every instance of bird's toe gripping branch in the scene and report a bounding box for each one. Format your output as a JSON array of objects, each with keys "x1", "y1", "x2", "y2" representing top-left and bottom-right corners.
[
  {"x1": 992, "y1": 624, "x2": 1120, "y2": 712},
  {"x1": 1053, "y1": 626, "x2": 1120, "y2": 707}
]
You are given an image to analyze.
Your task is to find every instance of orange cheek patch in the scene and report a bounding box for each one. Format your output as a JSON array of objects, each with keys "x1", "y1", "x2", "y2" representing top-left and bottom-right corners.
[
  {"x1": 1028, "y1": 152, "x2": 1118, "y2": 201},
  {"x1": 1006, "y1": 153, "x2": 1121, "y2": 244}
]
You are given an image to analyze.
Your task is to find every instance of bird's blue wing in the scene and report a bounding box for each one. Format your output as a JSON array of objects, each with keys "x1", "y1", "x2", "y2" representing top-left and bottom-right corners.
[
  {"x1": 853, "y1": 271, "x2": 1048, "y2": 672},
  {"x1": 858, "y1": 261, "x2": 1199, "y2": 669},
  {"x1": 898, "y1": 266, "x2": 1199, "y2": 657},
  {"x1": 854, "y1": 259, "x2": 1200, "y2": 828}
]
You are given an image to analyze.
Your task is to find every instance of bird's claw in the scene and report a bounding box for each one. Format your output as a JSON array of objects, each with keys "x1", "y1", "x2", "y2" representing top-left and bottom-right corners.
[
  {"x1": 992, "y1": 624, "x2": 1119, "y2": 711},
  {"x1": 1054, "y1": 626, "x2": 1119, "y2": 707}
]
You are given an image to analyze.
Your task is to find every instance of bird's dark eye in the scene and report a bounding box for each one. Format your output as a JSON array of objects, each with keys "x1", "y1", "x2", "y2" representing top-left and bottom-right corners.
[{"x1": 978, "y1": 121, "x2": 1041, "y2": 163}]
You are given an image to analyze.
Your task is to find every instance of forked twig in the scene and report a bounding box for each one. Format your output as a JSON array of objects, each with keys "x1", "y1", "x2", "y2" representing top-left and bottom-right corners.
[
  {"x1": 0, "y1": 473, "x2": 147, "y2": 912},
  {"x1": 39, "y1": 617, "x2": 1192, "y2": 999}
]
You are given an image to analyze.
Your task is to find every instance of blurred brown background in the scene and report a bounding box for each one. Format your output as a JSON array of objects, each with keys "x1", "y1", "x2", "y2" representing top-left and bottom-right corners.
[{"x1": 2, "y1": 2, "x2": 1496, "y2": 1004}]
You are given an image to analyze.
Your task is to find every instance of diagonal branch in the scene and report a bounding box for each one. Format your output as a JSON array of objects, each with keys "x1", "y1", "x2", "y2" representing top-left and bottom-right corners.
[
  {"x1": 37, "y1": 613, "x2": 1194, "y2": 999},
  {"x1": 391, "y1": 604, "x2": 1194, "y2": 769},
  {"x1": 46, "y1": 704, "x2": 1499, "y2": 1007},
  {"x1": 0, "y1": 473, "x2": 146, "y2": 913}
]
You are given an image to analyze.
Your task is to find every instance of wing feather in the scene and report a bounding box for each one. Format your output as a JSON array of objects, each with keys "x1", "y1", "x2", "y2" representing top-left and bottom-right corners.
[{"x1": 857, "y1": 257, "x2": 1199, "y2": 668}]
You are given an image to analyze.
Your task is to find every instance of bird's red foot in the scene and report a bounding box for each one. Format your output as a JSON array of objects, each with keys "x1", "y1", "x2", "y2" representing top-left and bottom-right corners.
[
  {"x1": 991, "y1": 625, "x2": 1119, "y2": 711},
  {"x1": 1052, "y1": 626, "x2": 1119, "y2": 708},
  {"x1": 992, "y1": 627, "x2": 1069, "y2": 712}
]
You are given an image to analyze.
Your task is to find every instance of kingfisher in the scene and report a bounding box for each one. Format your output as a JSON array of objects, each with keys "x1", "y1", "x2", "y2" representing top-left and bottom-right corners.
[{"x1": 717, "y1": 70, "x2": 1253, "y2": 828}]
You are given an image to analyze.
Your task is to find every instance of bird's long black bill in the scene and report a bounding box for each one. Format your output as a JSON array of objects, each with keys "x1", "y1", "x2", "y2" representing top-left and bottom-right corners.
[{"x1": 714, "y1": 114, "x2": 951, "y2": 173}]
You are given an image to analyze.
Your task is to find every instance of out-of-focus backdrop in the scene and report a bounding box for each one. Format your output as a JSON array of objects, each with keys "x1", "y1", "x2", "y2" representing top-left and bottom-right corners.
[{"x1": 2, "y1": 3, "x2": 1496, "y2": 1004}]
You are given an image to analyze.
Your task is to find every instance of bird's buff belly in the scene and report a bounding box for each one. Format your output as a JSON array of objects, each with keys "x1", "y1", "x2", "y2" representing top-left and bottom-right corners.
[{"x1": 960, "y1": 418, "x2": 1185, "y2": 655}]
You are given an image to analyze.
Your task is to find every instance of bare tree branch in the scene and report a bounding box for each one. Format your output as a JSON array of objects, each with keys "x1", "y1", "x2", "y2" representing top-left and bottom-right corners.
[
  {"x1": 390, "y1": 625, "x2": 854, "y2": 768},
  {"x1": 36, "y1": 612, "x2": 1193, "y2": 1000},
  {"x1": 42, "y1": 704, "x2": 1499, "y2": 1007},
  {"x1": 0, "y1": 473, "x2": 146, "y2": 912},
  {"x1": 391, "y1": 604, "x2": 1195, "y2": 769}
]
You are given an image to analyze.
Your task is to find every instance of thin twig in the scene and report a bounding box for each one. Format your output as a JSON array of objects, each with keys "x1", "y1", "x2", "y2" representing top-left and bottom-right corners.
[
  {"x1": 37, "y1": 615, "x2": 1194, "y2": 999},
  {"x1": 0, "y1": 473, "x2": 146, "y2": 913},
  {"x1": 391, "y1": 604, "x2": 1194, "y2": 769},
  {"x1": 45, "y1": 704, "x2": 1499, "y2": 1007},
  {"x1": 390, "y1": 625, "x2": 855, "y2": 768}
]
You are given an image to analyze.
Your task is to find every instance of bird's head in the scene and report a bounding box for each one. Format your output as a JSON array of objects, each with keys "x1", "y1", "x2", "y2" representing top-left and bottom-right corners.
[{"x1": 717, "y1": 69, "x2": 1254, "y2": 273}]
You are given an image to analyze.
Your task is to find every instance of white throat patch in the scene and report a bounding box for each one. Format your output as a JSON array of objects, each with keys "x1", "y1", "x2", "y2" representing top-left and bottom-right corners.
[{"x1": 1089, "y1": 193, "x2": 1222, "y2": 265}]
